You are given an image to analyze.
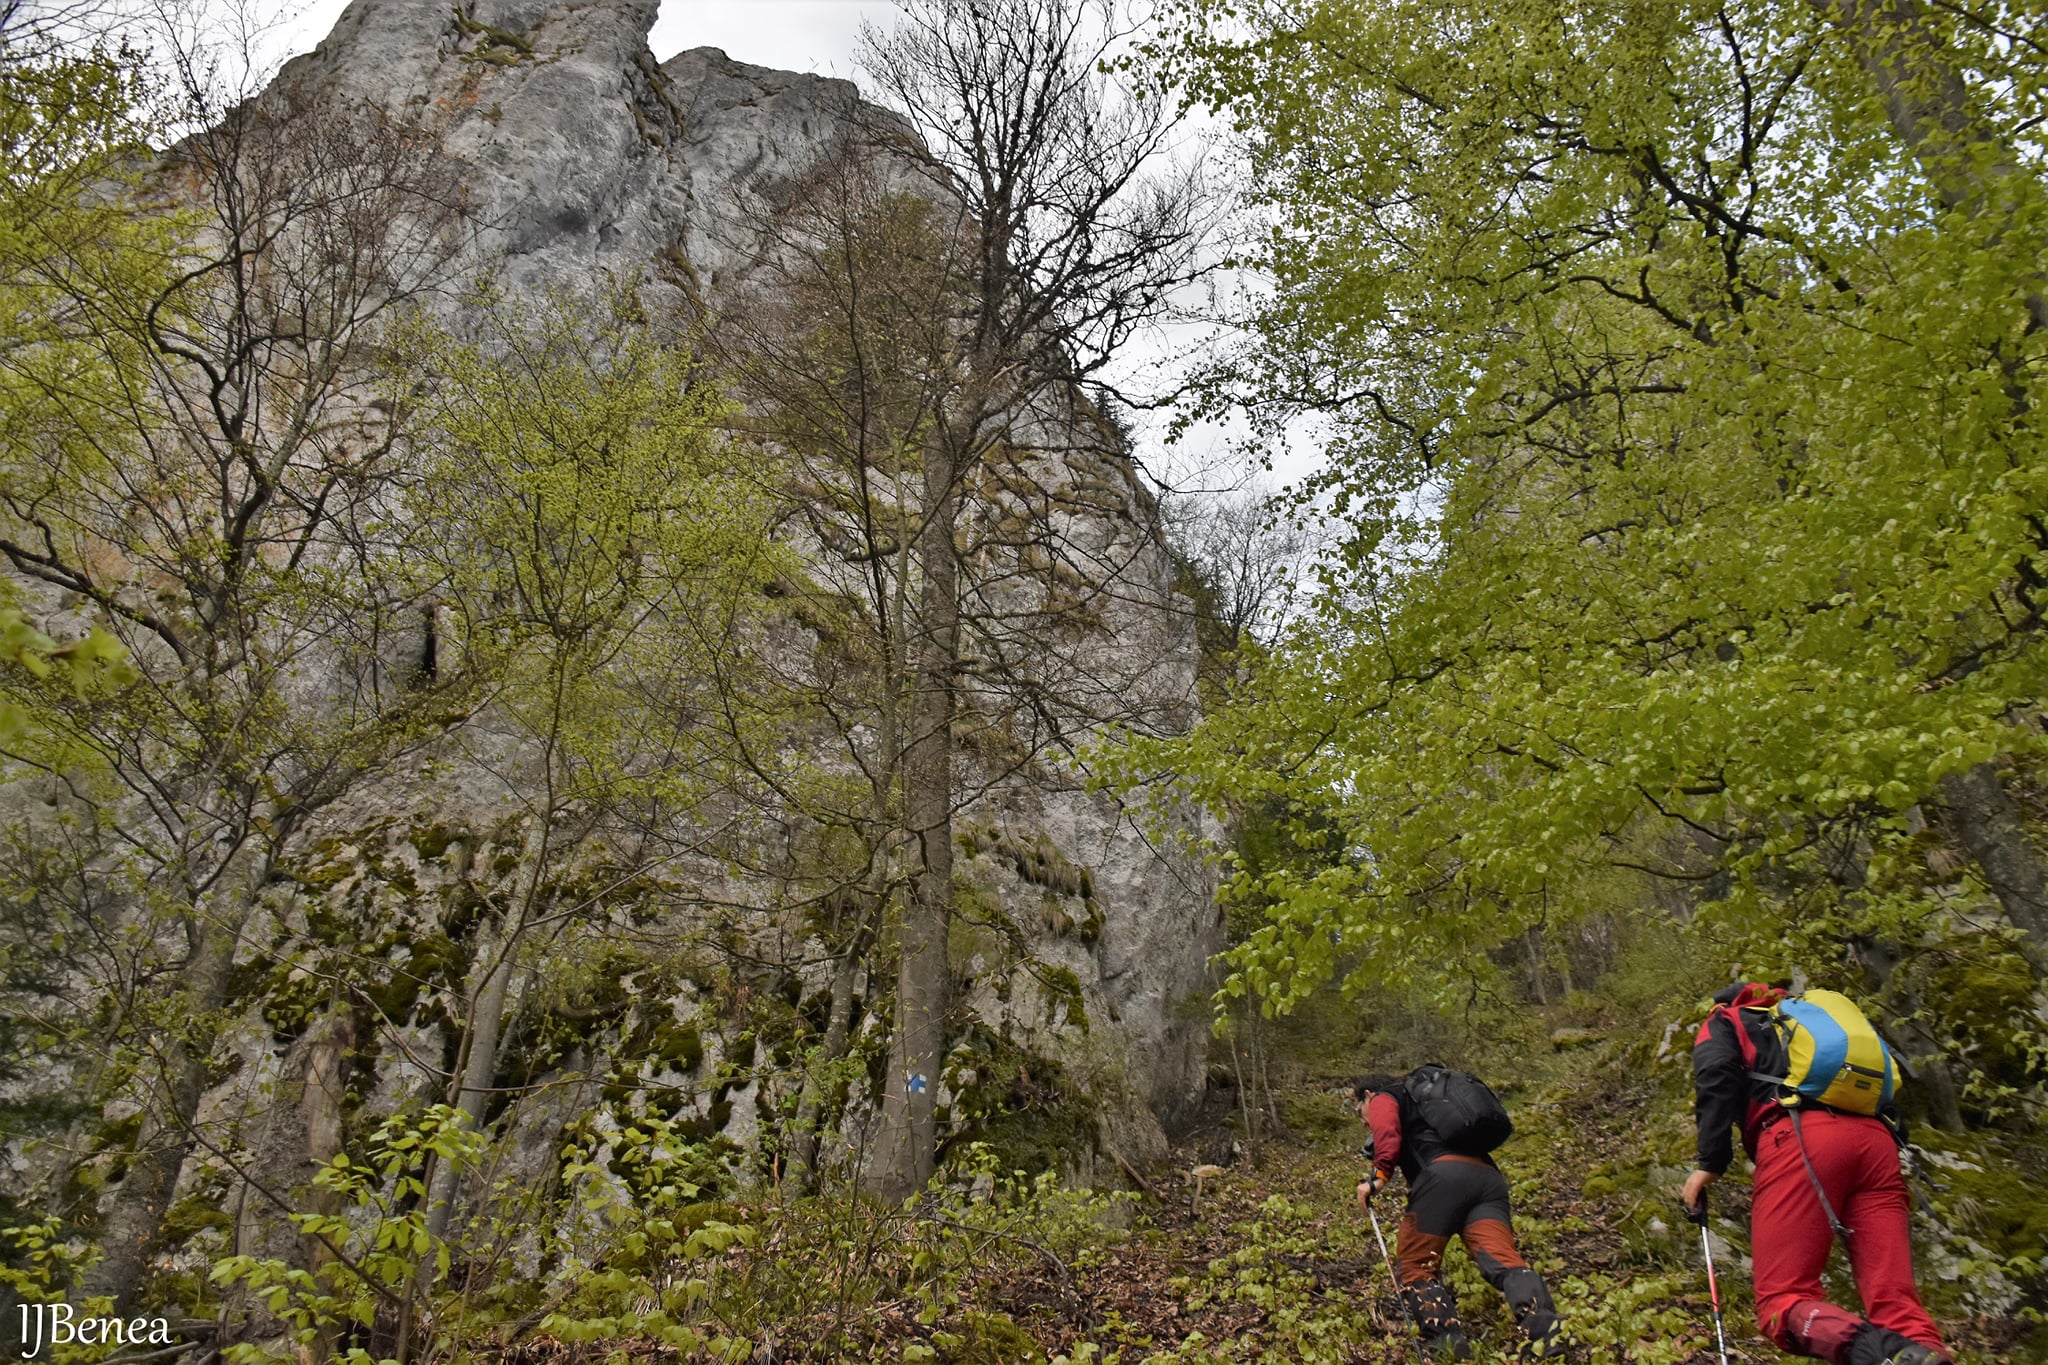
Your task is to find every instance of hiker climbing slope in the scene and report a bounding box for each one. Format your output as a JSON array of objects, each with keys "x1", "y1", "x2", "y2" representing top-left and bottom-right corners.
[
  {"x1": 1684, "y1": 982, "x2": 1950, "y2": 1365},
  {"x1": 1355, "y1": 1067, "x2": 1564, "y2": 1360}
]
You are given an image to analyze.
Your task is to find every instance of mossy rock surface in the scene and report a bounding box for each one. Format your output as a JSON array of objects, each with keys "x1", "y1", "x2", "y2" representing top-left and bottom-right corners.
[{"x1": 941, "y1": 1028, "x2": 1099, "y2": 1177}]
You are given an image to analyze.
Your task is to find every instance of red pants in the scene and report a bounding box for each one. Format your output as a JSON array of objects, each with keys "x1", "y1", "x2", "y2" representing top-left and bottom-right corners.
[{"x1": 1750, "y1": 1110, "x2": 1945, "y2": 1363}]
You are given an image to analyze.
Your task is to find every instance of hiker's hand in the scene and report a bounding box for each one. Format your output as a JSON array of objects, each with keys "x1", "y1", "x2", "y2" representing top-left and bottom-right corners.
[
  {"x1": 1682, "y1": 1169, "x2": 1716, "y2": 1224},
  {"x1": 1357, "y1": 1174, "x2": 1386, "y2": 1212}
]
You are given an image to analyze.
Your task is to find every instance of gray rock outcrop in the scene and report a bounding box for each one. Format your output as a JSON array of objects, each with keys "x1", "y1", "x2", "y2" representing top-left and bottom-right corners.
[
  {"x1": 166, "y1": 0, "x2": 1216, "y2": 1217},
  {"x1": 273, "y1": 0, "x2": 877, "y2": 302}
]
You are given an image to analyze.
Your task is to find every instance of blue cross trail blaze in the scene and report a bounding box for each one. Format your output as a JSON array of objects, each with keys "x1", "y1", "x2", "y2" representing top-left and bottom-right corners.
[{"x1": 907, "y1": 1073, "x2": 929, "y2": 1095}]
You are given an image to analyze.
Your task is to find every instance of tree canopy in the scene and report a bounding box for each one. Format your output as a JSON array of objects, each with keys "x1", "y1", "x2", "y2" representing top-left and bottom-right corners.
[{"x1": 1114, "y1": 0, "x2": 2048, "y2": 1012}]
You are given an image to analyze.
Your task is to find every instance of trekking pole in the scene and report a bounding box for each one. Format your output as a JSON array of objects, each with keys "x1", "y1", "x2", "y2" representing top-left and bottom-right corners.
[
  {"x1": 1686, "y1": 1189, "x2": 1731, "y2": 1365},
  {"x1": 1365, "y1": 1194, "x2": 1430, "y2": 1365}
]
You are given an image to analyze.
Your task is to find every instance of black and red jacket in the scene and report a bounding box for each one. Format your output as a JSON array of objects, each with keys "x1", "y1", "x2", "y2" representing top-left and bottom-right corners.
[
  {"x1": 1691, "y1": 982, "x2": 1791, "y2": 1175},
  {"x1": 1367, "y1": 1080, "x2": 1489, "y2": 1183},
  {"x1": 1694, "y1": 981, "x2": 1908, "y2": 1176}
]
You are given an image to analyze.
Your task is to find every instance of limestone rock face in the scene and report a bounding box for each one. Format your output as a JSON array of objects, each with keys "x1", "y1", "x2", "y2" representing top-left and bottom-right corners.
[
  {"x1": 273, "y1": 0, "x2": 866, "y2": 299},
  {"x1": 250, "y1": 0, "x2": 1216, "y2": 1164}
]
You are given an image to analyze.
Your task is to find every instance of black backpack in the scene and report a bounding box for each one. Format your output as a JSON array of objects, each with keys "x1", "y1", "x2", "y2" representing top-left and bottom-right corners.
[{"x1": 1405, "y1": 1064, "x2": 1513, "y2": 1155}]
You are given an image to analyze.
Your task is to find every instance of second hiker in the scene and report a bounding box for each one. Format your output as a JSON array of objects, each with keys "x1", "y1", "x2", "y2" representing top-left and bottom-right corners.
[
  {"x1": 1356, "y1": 1066, "x2": 1564, "y2": 1360},
  {"x1": 1683, "y1": 981, "x2": 1950, "y2": 1365}
]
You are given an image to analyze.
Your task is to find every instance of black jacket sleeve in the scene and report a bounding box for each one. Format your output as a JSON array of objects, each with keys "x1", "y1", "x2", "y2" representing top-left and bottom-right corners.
[{"x1": 1692, "y1": 1010, "x2": 1745, "y2": 1176}]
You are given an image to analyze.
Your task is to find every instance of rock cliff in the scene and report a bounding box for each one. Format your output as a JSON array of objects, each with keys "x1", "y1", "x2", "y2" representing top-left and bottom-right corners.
[
  {"x1": 232, "y1": 0, "x2": 1219, "y2": 1175},
  {"x1": 275, "y1": 0, "x2": 876, "y2": 302}
]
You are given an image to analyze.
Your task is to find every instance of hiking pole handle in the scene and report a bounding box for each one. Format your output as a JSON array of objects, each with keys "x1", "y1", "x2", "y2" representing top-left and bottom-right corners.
[{"x1": 1681, "y1": 1167, "x2": 1716, "y2": 1227}]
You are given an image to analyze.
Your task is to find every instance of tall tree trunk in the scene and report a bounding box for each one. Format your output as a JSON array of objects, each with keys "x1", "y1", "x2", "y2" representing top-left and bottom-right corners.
[
  {"x1": 874, "y1": 440, "x2": 960, "y2": 1204},
  {"x1": 1896, "y1": 1015, "x2": 1969, "y2": 1135},
  {"x1": 1524, "y1": 927, "x2": 1549, "y2": 1005},
  {"x1": 786, "y1": 937, "x2": 865, "y2": 1194},
  {"x1": 423, "y1": 818, "x2": 544, "y2": 1249},
  {"x1": 84, "y1": 930, "x2": 232, "y2": 1310},
  {"x1": 399, "y1": 823, "x2": 540, "y2": 1363},
  {"x1": 788, "y1": 864, "x2": 883, "y2": 1193},
  {"x1": 301, "y1": 1004, "x2": 355, "y2": 1365},
  {"x1": 85, "y1": 825, "x2": 275, "y2": 1312},
  {"x1": 1854, "y1": 935, "x2": 1969, "y2": 1133},
  {"x1": 1822, "y1": 12, "x2": 2048, "y2": 955},
  {"x1": 1938, "y1": 762, "x2": 2048, "y2": 972},
  {"x1": 1814, "y1": 0, "x2": 2048, "y2": 331}
]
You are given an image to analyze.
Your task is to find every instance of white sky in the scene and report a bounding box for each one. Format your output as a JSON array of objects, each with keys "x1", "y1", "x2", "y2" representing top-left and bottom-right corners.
[{"x1": 649, "y1": 0, "x2": 898, "y2": 74}]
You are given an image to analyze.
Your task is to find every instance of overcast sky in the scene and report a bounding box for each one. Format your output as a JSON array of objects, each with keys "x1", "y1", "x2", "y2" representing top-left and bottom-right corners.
[{"x1": 648, "y1": 0, "x2": 897, "y2": 75}]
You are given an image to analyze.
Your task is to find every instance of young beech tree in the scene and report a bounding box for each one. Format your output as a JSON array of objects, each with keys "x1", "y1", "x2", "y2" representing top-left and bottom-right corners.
[
  {"x1": 1124, "y1": 0, "x2": 2048, "y2": 1032},
  {"x1": 699, "y1": 0, "x2": 1205, "y2": 1200},
  {"x1": 715, "y1": 124, "x2": 1204, "y2": 1200},
  {"x1": 382, "y1": 285, "x2": 781, "y2": 1349},
  {"x1": 846, "y1": 0, "x2": 1206, "y2": 1201},
  {"x1": 0, "y1": 60, "x2": 469, "y2": 1305},
  {"x1": 705, "y1": 147, "x2": 961, "y2": 1193}
]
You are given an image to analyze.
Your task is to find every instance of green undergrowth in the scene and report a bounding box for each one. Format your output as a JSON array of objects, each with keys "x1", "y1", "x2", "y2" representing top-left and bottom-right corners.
[
  {"x1": 1039, "y1": 1061, "x2": 2047, "y2": 1365},
  {"x1": 178, "y1": 1122, "x2": 1137, "y2": 1365},
  {"x1": 911, "y1": 964, "x2": 2046, "y2": 1365},
  {"x1": 38, "y1": 944, "x2": 2041, "y2": 1364},
  {"x1": 29, "y1": 1024, "x2": 2041, "y2": 1363}
]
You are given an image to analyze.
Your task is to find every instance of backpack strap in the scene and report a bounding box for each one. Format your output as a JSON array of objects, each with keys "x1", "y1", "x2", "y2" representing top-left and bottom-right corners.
[
  {"x1": 1697, "y1": 1002, "x2": 1766, "y2": 1073},
  {"x1": 1722, "y1": 1003, "x2": 1811, "y2": 1138},
  {"x1": 1788, "y1": 1108, "x2": 1853, "y2": 1239}
]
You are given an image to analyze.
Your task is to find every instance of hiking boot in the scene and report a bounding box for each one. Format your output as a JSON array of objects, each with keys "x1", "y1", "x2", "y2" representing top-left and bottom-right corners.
[
  {"x1": 1519, "y1": 1325, "x2": 1568, "y2": 1360},
  {"x1": 1871, "y1": 1345, "x2": 1948, "y2": 1365},
  {"x1": 1425, "y1": 1330, "x2": 1473, "y2": 1361},
  {"x1": 1848, "y1": 1325, "x2": 1951, "y2": 1365}
]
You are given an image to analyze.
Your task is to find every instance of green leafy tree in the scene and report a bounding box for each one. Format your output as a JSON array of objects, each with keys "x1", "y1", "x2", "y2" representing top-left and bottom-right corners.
[
  {"x1": 708, "y1": 5, "x2": 1216, "y2": 1189},
  {"x1": 850, "y1": 0, "x2": 1206, "y2": 1199},
  {"x1": 1, "y1": 3, "x2": 162, "y2": 750},
  {"x1": 1119, "y1": 0, "x2": 2048, "y2": 1030},
  {"x1": 0, "y1": 608, "x2": 129, "y2": 746},
  {"x1": 0, "y1": 6, "x2": 167, "y2": 456},
  {"x1": 0, "y1": 35, "x2": 471, "y2": 1303},
  {"x1": 380, "y1": 283, "x2": 783, "y2": 1352},
  {"x1": 706, "y1": 144, "x2": 964, "y2": 1193}
]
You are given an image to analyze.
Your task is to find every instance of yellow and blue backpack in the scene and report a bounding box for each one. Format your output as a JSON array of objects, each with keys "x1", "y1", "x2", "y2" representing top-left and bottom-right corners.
[{"x1": 1742, "y1": 988, "x2": 1901, "y2": 1116}]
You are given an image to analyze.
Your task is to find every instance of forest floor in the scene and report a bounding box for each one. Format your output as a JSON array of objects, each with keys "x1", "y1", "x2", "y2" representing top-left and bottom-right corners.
[
  {"x1": 500, "y1": 1013, "x2": 2044, "y2": 1365},
  {"x1": 944, "y1": 1064, "x2": 1730, "y2": 1365},
  {"x1": 891, "y1": 1045, "x2": 2046, "y2": 1365}
]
